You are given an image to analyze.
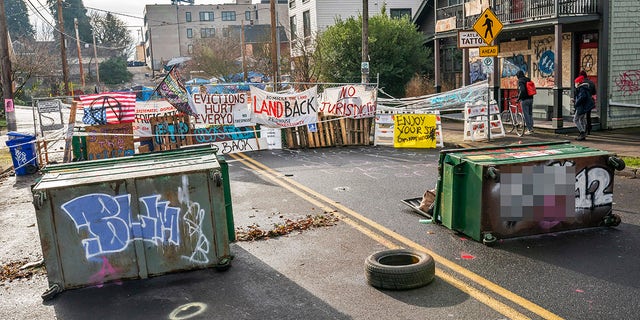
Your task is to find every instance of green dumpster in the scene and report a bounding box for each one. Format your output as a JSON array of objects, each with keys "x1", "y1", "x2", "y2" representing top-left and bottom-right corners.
[
  {"x1": 32, "y1": 145, "x2": 234, "y2": 299},
  {"x1": 432, "y1": 141, "x2": 625, "y2": 245}
]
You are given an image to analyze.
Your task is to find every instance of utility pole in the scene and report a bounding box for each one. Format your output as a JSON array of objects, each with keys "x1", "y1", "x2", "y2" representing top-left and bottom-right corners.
[
  {"x1": 270, "y1": 0, "x2": 278, "y2": 91},
  {"x1": 74, "y1": 18, "x2": 85, "y2": 89},
  {"x1": 0, "y1": 0, "x2": 16, "y2": 131},
  {"x1": 361, "y1": 0, "x2": 369, "y2": 84},
  {"x1": 241, "y1": 20, "x2": 247, "y2": 82},
  {"x1": 57, "y1": 0, "x2": 70, "y2": 95},
  {"x1": 92, "y1": 29, "x2": 100, "y2": 92}
]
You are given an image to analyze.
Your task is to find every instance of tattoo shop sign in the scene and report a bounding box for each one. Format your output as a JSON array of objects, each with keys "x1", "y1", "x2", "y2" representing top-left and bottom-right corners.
[
  {"x1": 319, "y1": 85, "x2": 377, "y2": 118},
  {"x1": 393, "y1": 114, "x2": 438, "y2": 148},
  {"x1": 250, "y1": 86, "x2": 318, "y2": 128},
  {"x1": 192, "y1": 93, "x2": 253, "y2": 128}
]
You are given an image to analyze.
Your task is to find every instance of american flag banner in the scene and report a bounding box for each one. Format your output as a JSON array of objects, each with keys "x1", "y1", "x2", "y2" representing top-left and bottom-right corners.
[
  {"x1": 79, "y1": 92, "x2": 137, "y2": 124},
  {"x1": 155, "y1": 67, "x2": 197, "y2": 116}
]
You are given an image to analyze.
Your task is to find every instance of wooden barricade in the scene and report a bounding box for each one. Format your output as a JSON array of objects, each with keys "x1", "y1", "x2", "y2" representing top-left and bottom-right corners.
[
  {"x1": 150, "y1": 115, "x2": 194, "y2": 151},
  {"x1": 284, "y1": 115, "x2": 372, "y2": 149}
]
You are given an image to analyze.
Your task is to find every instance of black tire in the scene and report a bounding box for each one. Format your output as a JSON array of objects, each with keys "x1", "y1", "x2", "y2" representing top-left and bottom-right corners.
[
  {"x1": 501, "y1": 110, "x2": 515, "y2": 133},
  {"x1": 514, "y1": 113, "x2": 526, "y2": 136},
  {"x1": 365, "y1": 249, "x2": 435, "y2": 290},
  {"x1": 215, "y1": 256, "x2": 232, "y2": 272}
]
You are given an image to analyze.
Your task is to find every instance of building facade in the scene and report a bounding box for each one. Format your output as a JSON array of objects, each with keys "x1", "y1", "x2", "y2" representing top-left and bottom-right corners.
[
  {"x1": 415, "y1": 0, "x2": 640, "y2": 130},
  {"x1": 287, "y1": 0, "x2": 421, "y2": 56},
  {"x1": 144, "y1": 0, "x2": 289, "y2": 74}
]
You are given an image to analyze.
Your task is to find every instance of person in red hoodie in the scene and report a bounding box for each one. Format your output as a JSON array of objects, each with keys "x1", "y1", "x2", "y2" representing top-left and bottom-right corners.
[{"x1": 573, "y1": 75, "x2": 595, "y2": 141}]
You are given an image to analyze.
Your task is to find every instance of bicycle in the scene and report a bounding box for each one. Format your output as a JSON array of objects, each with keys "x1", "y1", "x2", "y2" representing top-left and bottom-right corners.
[{"x1": 500, "y1": 96, "x2": 526, "y2": 136}]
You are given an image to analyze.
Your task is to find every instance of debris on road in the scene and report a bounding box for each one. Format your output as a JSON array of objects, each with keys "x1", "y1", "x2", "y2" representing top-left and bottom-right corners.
[{"x1": 236, "y1": 213, "x2": 339, "y2": 241}]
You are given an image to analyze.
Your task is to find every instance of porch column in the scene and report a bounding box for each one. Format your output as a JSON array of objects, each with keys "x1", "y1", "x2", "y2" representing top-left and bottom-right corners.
[
  {"x1": 552, "y1": 23, "x2": 563, "y2": 129},
  {"x1": 462, "y1": 49, "x2": 469, "y2": 86},
  {"x1": 434, "y1": 38, "x2": 441, "y2": 93}
]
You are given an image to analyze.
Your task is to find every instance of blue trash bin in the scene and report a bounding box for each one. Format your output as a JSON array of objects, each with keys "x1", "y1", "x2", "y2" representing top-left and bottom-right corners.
[{"x1": 5, "y1": 132, "x2": 38, "y2": 175}]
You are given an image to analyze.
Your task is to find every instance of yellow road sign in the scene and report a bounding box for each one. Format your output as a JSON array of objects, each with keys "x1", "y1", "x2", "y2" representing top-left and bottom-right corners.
[
  {"x1": 479, "y1": 45, "x2": 499, "y2": 57},
  {"x1": 473, "y1": 8, "x2": 503, "y2": 45}
]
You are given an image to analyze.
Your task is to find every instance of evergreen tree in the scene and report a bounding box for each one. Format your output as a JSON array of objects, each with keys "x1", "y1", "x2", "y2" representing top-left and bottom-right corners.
[
  {"x1": 48, "y1": 0, "x2": 93, "y2": 43},
  {"x1": 99, "y1": 57, "x2": 133, "y2": 84},
  {"x1": 314, "y1": 14, "x2": 432, "y2": 98},
  {"x1": 5, "y1": 0, "x2": 35, "y2": 40}
]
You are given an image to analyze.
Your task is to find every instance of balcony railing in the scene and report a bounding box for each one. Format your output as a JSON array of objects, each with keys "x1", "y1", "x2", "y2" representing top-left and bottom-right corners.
[{"x1": 436, "y1": 0, "x2": 598, "y2": 33}]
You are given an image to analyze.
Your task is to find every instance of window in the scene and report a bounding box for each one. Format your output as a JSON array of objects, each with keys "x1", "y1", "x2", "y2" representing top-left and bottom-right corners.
[
  {"x1": 186, "y1": 12, "x2": 192, "y2": 22},
  {"x1": 302, "y1": 10, "x2": 311, "y2": 38},
  {"x1": 222, "y1": 28, "x2": 229, "y2": 37},
  {"x1": 186, "y1": 28, "x2": 193, "y2": 38},
  {"x1": 290, "y1": 16, "x2": 297, "y2": 40},
  {"x1": 289, "y1": 0, "x2": 295, "y2": 9},
  {"x1": 245, "y1": 11, "x2": 251, "y2": 21},
  {"x1": 199, "y1": 11, "x2": 214, "y2": 21},
  {"x1": 201, "y1": 28, "x2": 215, "y2": 38},
  {"x1": 187, "y1": 44, "x2": 193, "y2": 54},
  {"x1": 390, "y1": 8, "x2": 411, "y2": 19},
  {"x1": 221, "y1": 11, "x2": 236, "y2": 21}
]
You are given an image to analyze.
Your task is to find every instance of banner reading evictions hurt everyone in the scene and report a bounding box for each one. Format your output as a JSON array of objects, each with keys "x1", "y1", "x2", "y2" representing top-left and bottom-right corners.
[
  {"x1": 192, "y1": 92, "x2": 253, "y2": 128},
  {"x1": 250, "y1": 86, "x2": 318, "y2": 128},
  {"x1": 393, "y1": 114, "x2": 438, "y2": 148},
  {"x1": 319, "y1": 85, "x2": 377, "y2": 118}
]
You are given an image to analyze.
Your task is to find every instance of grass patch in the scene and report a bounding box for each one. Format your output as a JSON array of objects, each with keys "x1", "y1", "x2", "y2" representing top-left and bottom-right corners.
[
  {"x1": 621, "y1": 156, "x2": 640, "y2": 168},
  {"x1": 0, "y1": 148, "x2": 12, "y2": 172}
]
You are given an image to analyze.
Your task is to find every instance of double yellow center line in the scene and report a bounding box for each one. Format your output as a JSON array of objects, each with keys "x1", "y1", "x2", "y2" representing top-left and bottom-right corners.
[{"x1": 230, "y1": 152, "x2": 563, "y2": 320}]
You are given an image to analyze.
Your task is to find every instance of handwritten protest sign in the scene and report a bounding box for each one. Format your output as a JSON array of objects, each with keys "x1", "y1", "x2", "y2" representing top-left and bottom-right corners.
[
  {"x1": 134, "y1": 101, "x2": 180, "y2": 136},
  {"x1": 319, "y1": 85, "x2": 377, "y2": 119},
  {"x1": 85, "y1": 123, "x2": 135, "y2": 160},
  {"x1": 250, "y1": 86, "x2": 318, "y2": 128},
  {"x1": 393, "y1": 114, "x2": 437, "y2": 148},
  {"x1": 192, "y1": 93, "x2": 253, "y2": 128}
]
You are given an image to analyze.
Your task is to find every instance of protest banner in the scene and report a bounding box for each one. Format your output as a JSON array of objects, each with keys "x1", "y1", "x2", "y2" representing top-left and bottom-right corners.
[
  {"x1": 319, "y1": 85, "x2": 377, "y2": 119},
  {"x1": 133, "y1": 100, "x2": 180, "y2": 136},
  {"x1": 393, "y1": 114, "x2": 438, "y2": 148},
  {"x1": 192, "y1": 92, "x2": 253, "y2": 128},
  {"x1": 250, "y1": 86, "x2": 318, "y2": 128}
]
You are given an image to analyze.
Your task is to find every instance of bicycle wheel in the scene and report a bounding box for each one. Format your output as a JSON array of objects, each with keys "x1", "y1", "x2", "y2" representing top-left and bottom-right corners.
[
  {"x1": 501, "y1": 110, "x2": 515, "y2": 133},
  {"x1": 514, "y1": 113, "x2": 526, "y2": 136}
]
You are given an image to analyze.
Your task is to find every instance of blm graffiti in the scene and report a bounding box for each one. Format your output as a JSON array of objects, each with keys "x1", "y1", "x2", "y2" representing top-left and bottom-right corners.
[{"x1": 61, "y1": 190, "x2": 210, "y2": 264}]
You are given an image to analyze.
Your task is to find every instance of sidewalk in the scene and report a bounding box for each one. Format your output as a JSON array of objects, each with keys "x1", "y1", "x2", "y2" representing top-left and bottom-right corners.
[{"x1": 439, "y1": 117, "x2": 640, "y2": 176}]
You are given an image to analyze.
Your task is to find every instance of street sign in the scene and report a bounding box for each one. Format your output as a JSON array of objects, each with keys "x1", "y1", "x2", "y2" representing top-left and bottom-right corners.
[
  {"x1": 457, "y1": 30, "x2": 488, "y2": 48},
  {"x1": 473, "y1": 8, "x2": 503, "y2": 45},
  {"x1": 482, "y1": 57, "x2": 493, "y2": 67},
  {"x1": 479, "y1": 45, "x2": 499, "y2": 57}
]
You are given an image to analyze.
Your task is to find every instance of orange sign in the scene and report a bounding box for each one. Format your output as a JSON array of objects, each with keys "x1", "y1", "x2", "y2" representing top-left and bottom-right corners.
[{"x1": 479, "y1": 45, "x2": 499, "y2": 57}]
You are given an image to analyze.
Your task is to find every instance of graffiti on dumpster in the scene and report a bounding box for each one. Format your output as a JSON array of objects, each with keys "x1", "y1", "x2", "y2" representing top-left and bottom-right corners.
[
  {"x1": 88, "y1": 256, "x2": 123, "y2": 288},
  {"x1": 178, "y1": 176, "x2": 210, "y2": 264},
  {"x1": 61, "y1": 192, "x2": 207, "y2": 262},
  {"x1": 575, "y1": 166, "x2": 613, "y2": 209}
]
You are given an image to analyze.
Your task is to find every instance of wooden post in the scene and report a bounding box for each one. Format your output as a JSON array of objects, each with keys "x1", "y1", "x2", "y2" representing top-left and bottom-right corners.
[{"x1": 63, "y1": 102, "x2": 78, "y2": 162}]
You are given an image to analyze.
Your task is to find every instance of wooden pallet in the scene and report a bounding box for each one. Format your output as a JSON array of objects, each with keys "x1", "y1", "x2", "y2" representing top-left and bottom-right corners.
[
  {"x1": 150, "y1": 115, "x2": 194, "y2": 151},
  {"x1": 284, "y1": 115, "x2": 372, "y2": 149}
]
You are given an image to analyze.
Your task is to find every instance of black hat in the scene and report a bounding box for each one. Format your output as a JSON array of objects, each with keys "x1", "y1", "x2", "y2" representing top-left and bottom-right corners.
[{"x1": 516, "y1": 70, "x2": 525, "y2": 78}]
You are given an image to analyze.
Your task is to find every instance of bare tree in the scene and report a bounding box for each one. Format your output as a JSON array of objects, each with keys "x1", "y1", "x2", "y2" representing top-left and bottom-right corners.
[{"x1": 184, "y1": 35, "x2": 243, "y2": 80}]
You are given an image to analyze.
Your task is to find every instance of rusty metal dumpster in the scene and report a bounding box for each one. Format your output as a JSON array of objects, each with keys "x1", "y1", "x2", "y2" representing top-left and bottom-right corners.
[
  {"x1": 32, "y1": 145, "x2": 234, "y2": 299},
  {"x1": 432, "y1": 141, "x2": 625, "y2": 245}
]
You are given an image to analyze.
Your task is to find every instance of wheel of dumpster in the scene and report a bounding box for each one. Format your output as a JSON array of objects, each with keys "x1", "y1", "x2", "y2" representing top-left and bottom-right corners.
[
  {"x1": 485, "y1": 167, "x2": 500, "y2": 182},
  {"x1": 482, "y1": 233, "x2": 497, "y2": 247},
  {"x1": 41, "y1": 284, "x2": 61, "y2": 301},
  {"x1": 603, "y1": 214, "x2": 622, "y2": 227},
  {"x1": 607, "y1": 157, "x2": 626, "y2": 171},
  {"x1": 215, "y1": 256, "x2": 232, "y2": 272},
  {"x1": 364, "y1": 249, "x2": 435, "y2": 290},
  {"x1": 25, "y1": 164, "x2": 39, "y2": 174}
]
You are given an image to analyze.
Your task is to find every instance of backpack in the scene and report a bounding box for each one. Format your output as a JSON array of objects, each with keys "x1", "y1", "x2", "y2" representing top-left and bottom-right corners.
[
  {"x1": 585, "y1": 78, "x2": 596, "y2": 95},
  {"x1": 526, "y1": 81, "x2": 537, "y2": 96}
]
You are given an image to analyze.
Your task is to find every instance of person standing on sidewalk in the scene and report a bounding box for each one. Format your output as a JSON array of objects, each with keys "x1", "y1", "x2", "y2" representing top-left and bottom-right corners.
[
  {"x1": 578, "y1": 70, "x2": 596, "y2": 135},
  {"x1": 516, "y1": 70, "x2": 534, "y2": 135},
  {"x1": 573, "y1": 75, "x2": 595, "y2": 141}
]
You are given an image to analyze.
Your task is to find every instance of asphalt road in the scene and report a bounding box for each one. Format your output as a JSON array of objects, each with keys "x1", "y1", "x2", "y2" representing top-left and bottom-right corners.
[{"x1": 229, "y1": 146, "x2": 640, "y2": 320}]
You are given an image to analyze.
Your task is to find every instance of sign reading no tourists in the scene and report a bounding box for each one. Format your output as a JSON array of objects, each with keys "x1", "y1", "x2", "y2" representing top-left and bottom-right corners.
[{"x1": 458, "y1": 31, "x2": 488, "y2": 48}]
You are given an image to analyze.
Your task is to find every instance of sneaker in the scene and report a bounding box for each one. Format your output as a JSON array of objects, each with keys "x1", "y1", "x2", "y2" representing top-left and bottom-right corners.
[
  {"x1": 524, "y1": 130, "x2": 534, "y2": 135},
  {"x1": 576, "y1": 132, "x2": 586, "y2": 141}
]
